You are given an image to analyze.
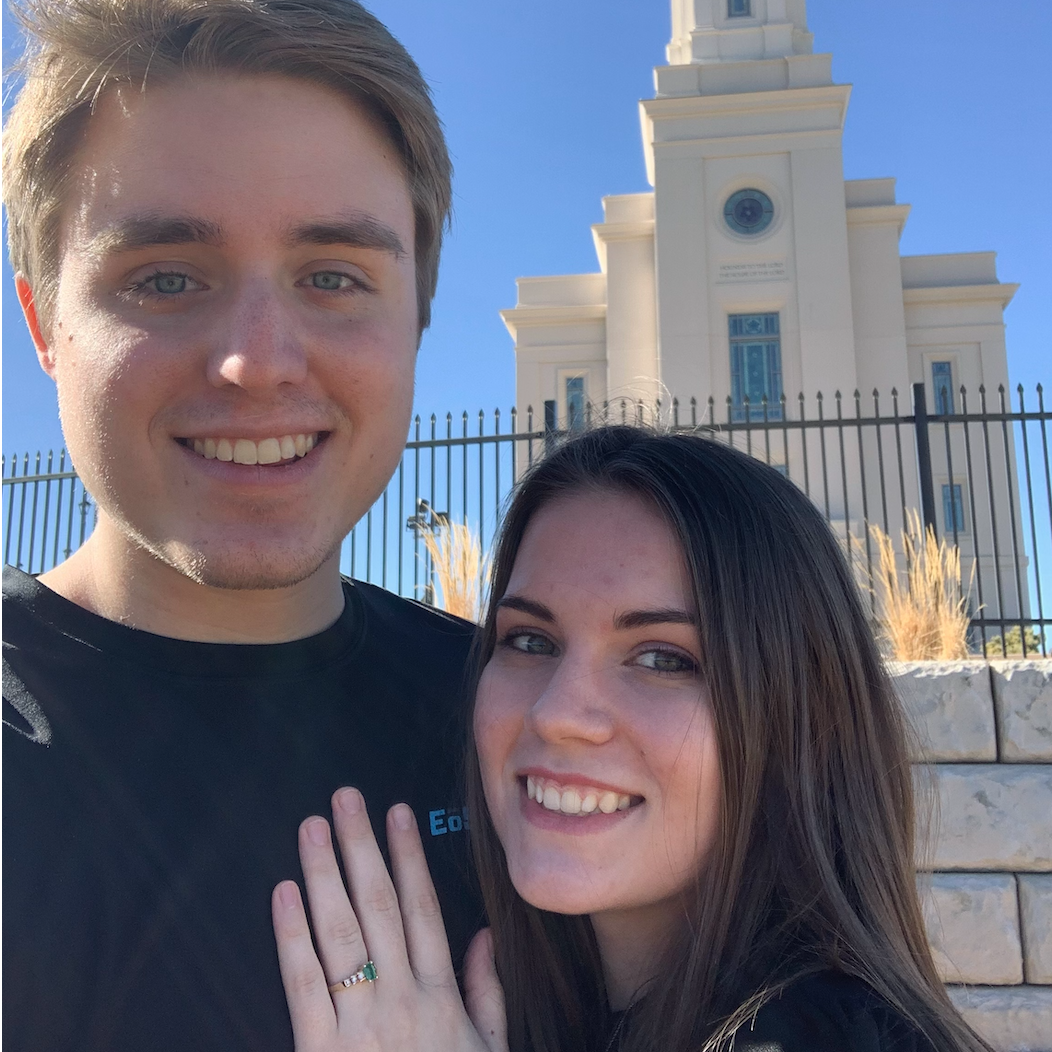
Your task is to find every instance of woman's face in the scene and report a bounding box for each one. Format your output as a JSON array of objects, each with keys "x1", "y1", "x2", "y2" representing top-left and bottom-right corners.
[{"x1": 474, "y1": 489, "x2": 721, "y2": 929}]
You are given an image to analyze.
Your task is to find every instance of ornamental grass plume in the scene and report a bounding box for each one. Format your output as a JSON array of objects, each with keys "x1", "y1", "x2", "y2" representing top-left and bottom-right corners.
[
  {"x1": 420, "y1": 522, "x2": 491, "y2": 623},
  {"x1": 870, "y1": 510, "x2": 972, "y2": 660}
]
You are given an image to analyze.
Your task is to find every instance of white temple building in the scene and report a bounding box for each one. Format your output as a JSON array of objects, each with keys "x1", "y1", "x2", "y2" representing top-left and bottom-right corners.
[
  {"x1": 501, "y1": 0, "x2": 1016, "y2": 434},
  {"x1": 500, "y1": 0, "x2": 1025, "y2": 621}
]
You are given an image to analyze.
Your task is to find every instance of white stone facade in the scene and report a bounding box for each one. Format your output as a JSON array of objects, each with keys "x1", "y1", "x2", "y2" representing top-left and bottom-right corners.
[
  {"x1": 501, "y1": 0, "x2": 1017, "y2": 426},
  {"x1": 500, "y1": 0, "x2": 1023, "y2": 619},
  {"x1": 893, "y1": 661, "x2": 1052, "y2": 1051}
]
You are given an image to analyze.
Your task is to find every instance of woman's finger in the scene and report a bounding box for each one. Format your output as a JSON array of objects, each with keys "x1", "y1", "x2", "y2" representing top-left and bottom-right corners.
[
  {"x1": 297, "y1": 814, "x2": 370, "y2": 992},
  {"x1": 272, "y1": 880, "x2": 338, "y2": 1049},
  {"x1": 330, "y1": 787, "x2": 411, "y2": 975},
  {"x1": 386, "y1": 803, "x2": 457, "y2": 990},
  {"x1": 464, "y1": 928, "x2": 509, "y2": 1052}
]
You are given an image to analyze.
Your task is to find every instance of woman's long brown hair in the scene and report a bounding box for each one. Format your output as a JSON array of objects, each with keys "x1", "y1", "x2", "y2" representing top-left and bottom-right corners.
[{"x1": 465, "y1": 426, "x2": 991, "y2": 1052}]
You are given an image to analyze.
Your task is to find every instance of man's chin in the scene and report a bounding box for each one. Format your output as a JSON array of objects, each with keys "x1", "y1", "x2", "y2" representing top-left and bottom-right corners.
[{"x1": 154, "y1": 539, "x2": 341, "y2": 592}]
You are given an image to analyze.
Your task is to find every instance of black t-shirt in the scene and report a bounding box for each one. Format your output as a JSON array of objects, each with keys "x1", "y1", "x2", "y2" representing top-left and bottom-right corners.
[
  {"x1": 3, "y1": 566, "x2": 484, "y2": 1052},
  {"x1": 606, "y1": 972, "x2": 939, "y2": 1052}
]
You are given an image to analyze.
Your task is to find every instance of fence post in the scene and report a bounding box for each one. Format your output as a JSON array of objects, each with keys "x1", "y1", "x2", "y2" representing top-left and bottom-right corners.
[{"x1": 912, "y1": 381, "x2": 939, "y2": 538}]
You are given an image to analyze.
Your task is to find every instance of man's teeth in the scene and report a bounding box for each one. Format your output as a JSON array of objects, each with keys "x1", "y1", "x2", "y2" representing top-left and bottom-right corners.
[
  {"x1": 190, "y1": 433, "x2": 317, "y2": 465},
  {"x1": 526, "y1": 775, "x2": 635, "y2": 817}
]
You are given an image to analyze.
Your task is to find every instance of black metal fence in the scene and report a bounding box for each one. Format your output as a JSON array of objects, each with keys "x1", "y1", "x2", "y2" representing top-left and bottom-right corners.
[{"x1": 4, "y1": 382, "x2": 1050, "y2": 656}]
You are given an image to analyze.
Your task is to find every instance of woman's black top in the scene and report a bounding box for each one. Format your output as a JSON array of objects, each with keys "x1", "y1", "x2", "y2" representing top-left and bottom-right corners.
[
  {"x1": 732, "y1": 972, "x2": 938, "y2": 1050},
  {"x1": 606, "y1": 971, "x2": 939, "y2": 1051}
]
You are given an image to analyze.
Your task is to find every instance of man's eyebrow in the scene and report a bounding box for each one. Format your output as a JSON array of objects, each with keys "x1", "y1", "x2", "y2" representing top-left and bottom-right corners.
[
  {"x1": 613, "y1": 609, "x2": 698, "y2": 630},
  {"x1": 284, "y1": 215, "x2": 406, "y2": 258},
  {"x1": 495, "y1": 595, "x2": 556, "y2": 623},
  {"x1": 86, "y1": 215, "x2": 224, "y2": 255}
]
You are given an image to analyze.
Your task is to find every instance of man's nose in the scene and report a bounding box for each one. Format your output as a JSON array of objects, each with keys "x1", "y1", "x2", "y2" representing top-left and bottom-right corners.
[
  {"x1": 525, "y1": 660, "x2": 617, "y2": 746},
  {"x1": 207, "y1": 280, "x2": 308, "y2": 389}
]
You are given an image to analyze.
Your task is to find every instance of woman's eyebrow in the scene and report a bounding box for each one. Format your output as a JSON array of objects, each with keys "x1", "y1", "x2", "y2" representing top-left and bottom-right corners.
[
  {"x1": 613, "y1": 609, "x2": 697, "y2": 630},
  {"x1": 496, "y1": 597, "x2": 696, "y2": 631},
  {"x1": 495, "y1": 595, "x2": 555, "y2": 622}
]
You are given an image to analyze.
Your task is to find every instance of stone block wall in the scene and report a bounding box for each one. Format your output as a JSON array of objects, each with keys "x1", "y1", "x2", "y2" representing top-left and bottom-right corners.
[{"x1": 891, "y1": 661, "x2": 1052, "y2": 1051}]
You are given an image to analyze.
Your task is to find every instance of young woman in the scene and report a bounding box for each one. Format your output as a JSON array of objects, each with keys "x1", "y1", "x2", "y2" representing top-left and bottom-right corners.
[{"x1": 271, "y1": 426, "x2": 991, "y2": 1052}]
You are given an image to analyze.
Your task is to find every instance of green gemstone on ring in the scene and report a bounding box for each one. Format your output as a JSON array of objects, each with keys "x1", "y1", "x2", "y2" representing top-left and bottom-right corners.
[{"x1": 362, "y1": 961, "x2": 378, "y2": 982}]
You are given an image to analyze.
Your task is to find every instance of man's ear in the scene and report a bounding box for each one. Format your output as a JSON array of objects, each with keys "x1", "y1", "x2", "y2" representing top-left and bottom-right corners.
[{"x1": 15, "y1": 274, "x2": 57, "y2": 379}]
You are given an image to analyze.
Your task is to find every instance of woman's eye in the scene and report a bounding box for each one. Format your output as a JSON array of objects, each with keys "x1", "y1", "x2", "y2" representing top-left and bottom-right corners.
[
  {"x1": 635, "y1": 649, "x2": 697, "y2": 675},
  {"x1": 503, "y1": 632, "x2": 557, "y2": 657}
]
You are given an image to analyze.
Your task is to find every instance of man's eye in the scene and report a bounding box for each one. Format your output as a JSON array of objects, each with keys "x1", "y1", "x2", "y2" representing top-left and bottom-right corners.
[
  {"x1": 155, "y1": 273, "x2": 188, "y2": 294},
  {"x1": 309, "y1": 271, "x2": 354, "y2": 291},
  {"x1": 636, "y1": 649, "x2": 697, "y2": 675},
  {"x1": 128, "y1": 271, "x2": 199, "y2": 296},
  {"x1": 503, "y1": 632, "x2": 556, "y2": 656}
]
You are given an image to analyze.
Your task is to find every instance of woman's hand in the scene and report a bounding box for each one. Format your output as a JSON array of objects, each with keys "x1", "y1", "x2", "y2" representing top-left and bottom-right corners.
[{"x1": 272, "y1": 787, "x2": 508, "y2": 1052}]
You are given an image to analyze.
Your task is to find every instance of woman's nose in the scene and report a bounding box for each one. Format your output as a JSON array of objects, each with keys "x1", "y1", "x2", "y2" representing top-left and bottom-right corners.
[{"x1": 524, "y1": 662, "x2": 617, "y2": 745}]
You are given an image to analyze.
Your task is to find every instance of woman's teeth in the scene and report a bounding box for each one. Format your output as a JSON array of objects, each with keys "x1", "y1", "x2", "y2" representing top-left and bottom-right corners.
[
  {"x1": 525, "y1": 775, "x2": 636, "y2": 817},
  {"x1": 189, "y1": 433, "x2": 317, "y2": 465}
]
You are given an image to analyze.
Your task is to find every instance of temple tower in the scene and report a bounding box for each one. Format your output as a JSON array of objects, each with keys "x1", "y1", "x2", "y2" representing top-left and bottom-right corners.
[{"x1": 502, "y1": 0, "x2": 1016, "y2": 567}]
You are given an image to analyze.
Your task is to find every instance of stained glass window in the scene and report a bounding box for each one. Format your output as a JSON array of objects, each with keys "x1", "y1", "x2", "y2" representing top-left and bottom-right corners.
[
  {"x1": 932, "y1": 360, "x2": 954, "y2": 414},
  {"x1": 724, "y1": 189, "x2": 774, "y2": 236},
  {"x1": 566, "y1": 376, "x2": 585, "y2": 431},
  {"x1": 943, "y1": 483, "x2": 966, "y2": 533},
  {"x1": 730, "y1": 313, "x2": 783, "y2": 421}
]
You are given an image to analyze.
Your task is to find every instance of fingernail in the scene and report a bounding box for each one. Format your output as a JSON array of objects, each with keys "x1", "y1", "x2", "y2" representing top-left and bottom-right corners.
[
  {"x1": 338, "y1": 787, "x2": 362, "y2": 815},
  {"x1": 278, "y1": 882, "x2": 299, "y2": 910},
  {"x1": 392, "y1": 803, "x2": 414, "y2": 830},
  {"x1": 306, "y1": 818, "x2": 329, "y2": 846}
]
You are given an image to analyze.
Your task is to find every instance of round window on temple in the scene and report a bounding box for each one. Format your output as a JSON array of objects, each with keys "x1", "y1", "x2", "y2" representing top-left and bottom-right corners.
[{"x1": 724, "y1": 188, "x2": 775, "y2": 236}]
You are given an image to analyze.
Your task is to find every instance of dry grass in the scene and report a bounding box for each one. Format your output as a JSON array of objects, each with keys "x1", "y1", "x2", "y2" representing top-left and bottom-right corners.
[
  {"x1": 420, "y1": 523, "x2": 491, "y2": 623},
  {"x1": 869, "y1": 510, "x2": 972, "y2": 660}
]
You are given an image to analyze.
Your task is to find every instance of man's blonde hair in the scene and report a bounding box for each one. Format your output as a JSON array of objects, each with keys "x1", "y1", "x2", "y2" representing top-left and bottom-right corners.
[{"x1": 3, "y1": 0, "x2": 452, "y2": 332}]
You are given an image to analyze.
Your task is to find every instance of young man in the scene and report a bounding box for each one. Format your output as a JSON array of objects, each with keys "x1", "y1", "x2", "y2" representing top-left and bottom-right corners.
[{"x1": 2, "y1": 2, "x2": 481, "y2": 1049}]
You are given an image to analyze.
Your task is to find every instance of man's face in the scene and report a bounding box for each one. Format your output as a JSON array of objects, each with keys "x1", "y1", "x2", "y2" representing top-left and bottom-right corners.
[{"x1": 29, "y1": 74, "x2": 418, "y2": 590}]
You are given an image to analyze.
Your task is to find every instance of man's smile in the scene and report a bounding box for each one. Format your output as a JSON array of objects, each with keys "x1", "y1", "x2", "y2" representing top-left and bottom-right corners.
[{"x1": 177, "y1": 432, "x2": 325, "y2": 465}]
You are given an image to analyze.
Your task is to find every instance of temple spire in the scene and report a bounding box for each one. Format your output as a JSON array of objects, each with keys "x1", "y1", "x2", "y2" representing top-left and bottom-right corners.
[{"x1": 668, "y1": 0, "x2": 813, "y2": 65}]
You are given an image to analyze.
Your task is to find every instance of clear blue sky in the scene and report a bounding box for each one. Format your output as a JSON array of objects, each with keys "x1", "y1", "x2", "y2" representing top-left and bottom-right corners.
[{"x1": 3, "y1": 0, "x2": 1050, "y2": 458}]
